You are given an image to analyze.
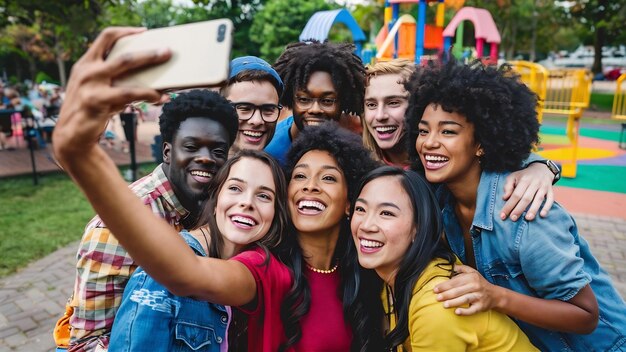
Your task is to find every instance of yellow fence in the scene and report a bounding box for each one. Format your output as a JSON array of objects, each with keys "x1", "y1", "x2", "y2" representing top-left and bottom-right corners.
[
  {"x1": 612, "y1": 73, "x2": 626, "y2": 149},
  {"x1": 509, "y1": 61, "x2": 592, "y2": 178}
]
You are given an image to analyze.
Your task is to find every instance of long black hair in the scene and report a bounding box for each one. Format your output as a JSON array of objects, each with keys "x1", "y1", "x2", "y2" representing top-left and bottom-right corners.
[
  {"x1": 350, "y1": 166, "x2": 455, "y2": 349},
  {"x1": 277, "y1": 123, "x2": 384, "y2": 351}
]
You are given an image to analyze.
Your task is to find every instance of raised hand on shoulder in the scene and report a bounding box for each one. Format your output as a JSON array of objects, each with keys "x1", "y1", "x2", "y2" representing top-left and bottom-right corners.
[
  {"x1": 500, "y1": 162, "x2": 555, "y2": 221},
  {"x1": 433, "y1": 264, "x2": 504, "y2": 316}
]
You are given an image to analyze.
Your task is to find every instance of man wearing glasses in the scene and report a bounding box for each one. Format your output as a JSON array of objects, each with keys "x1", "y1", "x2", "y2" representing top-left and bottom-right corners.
[
  {"x1": 221, "y1": 56, "x2": 284, "y2": 157},
  {"x1": 265, "y1": 41, "x2": 366, "y2": 166}
]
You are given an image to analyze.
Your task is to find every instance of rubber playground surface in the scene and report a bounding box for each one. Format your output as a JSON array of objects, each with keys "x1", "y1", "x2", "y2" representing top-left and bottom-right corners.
[{"x1": 537, "y1": 115, "x2": 626, "y2": 219}]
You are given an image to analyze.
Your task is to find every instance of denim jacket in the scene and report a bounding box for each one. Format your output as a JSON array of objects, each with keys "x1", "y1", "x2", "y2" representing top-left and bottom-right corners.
[
  {"x1": 439, "y1": 171, "x2": 626, "y2": 352},
  {"x1": 109, "y1": 231, "x2": 229, "y2": 352}
]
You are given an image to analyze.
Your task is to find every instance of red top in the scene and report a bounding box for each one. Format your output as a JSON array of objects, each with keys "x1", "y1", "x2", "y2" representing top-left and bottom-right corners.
[
  {"x1": 233, "y1": 248, "x2": 352, "y2": 351},
  {"x1": 232, "y1": 247, "x2": 292, "y2": 352},
  {"x1": 295, "y1": 267, "x2": 353, "y2": 351}
]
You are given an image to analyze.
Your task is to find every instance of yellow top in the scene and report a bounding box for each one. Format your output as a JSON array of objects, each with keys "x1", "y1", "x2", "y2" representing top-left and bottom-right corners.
[{"x1": 382, "y1": 258, "x2": 537, "y2": 352}]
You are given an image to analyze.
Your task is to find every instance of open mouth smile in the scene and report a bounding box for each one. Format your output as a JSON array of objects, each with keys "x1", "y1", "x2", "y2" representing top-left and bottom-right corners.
[
  {"x1": 374, "y1": 125, "x2": 399, "y2": 139},
  {"x1": 296, "y1": 199, "x2": 327, "y2": 215},
  {"x1": 190, "y1": 170, "x2": 214, "y2": 183},
  {"x1": 304, "y1": 118, "x2": 328, "y2": 126},
  {"x1": 230, "y1": 214, "x2": 258, "y2": 229},
  {"x1": 423, "y1": 154, "x2": 450, "y2": 170},
  {"x1": 358, "y1": 238, "x2": 384, "y2": 254},
  {"x1": 241, "y1": 130, "x2": 265, "y2": 143}
]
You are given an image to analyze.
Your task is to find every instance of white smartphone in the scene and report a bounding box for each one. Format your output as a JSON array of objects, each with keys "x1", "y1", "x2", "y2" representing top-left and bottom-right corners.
[{"x1": 106, "y1": 19, "x2": 233, "y2": 91}]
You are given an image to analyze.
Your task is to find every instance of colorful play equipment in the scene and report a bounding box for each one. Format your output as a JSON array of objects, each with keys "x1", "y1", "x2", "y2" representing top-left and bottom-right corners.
[
  {"x1": 299, "y1": 8, "x2": 367, "y2": 57},
  {"x1": 613, "y1": 73, "x2": 626, "y2": 149},
  {"x1": 377, "y1": 0, "x2": 449, "y2": 62},
  {"x1": 510, "y1": 61, "x2": 593, "y2": 178},
  {"x1": 375, "y1": 0, "x2": 500, "y2": 64},
  {"x1": 442, "y1": 7, "x2": 500, "y2": 64},
  {"x1": 300, "y1": 3, "x2": 500, "y2": 65}
]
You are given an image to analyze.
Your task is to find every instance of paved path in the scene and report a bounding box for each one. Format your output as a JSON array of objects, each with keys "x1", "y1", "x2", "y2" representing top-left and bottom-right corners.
[
  {"x1": 0, "y1": 116, "x2": 161, "y2": 178},
  {"x1": 0, "y1": 213, "x2": 625, "y2": 351}
]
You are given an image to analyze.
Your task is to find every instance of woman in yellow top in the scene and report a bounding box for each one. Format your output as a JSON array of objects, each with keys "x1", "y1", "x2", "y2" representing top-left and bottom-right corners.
[{"x1": 350, "y1": 166, "x2": 537, "y2": 351}]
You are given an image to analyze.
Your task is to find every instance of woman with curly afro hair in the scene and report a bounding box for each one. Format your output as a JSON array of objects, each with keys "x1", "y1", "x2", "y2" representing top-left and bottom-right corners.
[{"x1": 406, "y1": 60, "x2": 626, "y2": 351}]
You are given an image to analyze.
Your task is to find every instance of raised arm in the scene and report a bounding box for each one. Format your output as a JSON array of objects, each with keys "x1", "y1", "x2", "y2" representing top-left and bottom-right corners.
[{"x1": 53, "y1": 27, "x2": 256, "y2": 307}]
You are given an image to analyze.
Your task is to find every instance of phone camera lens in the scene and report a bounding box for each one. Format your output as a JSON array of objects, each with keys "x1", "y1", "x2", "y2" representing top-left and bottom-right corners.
[{"x1": 217, "y1": 24, "x2": 226, "y2": 42}]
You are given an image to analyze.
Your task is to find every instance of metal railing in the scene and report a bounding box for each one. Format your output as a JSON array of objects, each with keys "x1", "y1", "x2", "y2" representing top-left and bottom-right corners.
[{"x1": 510, "y1": 61, "x2": 592, "y2": 178}]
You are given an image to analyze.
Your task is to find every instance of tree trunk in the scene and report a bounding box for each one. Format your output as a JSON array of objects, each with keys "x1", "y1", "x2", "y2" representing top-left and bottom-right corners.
[
  {"x1": 56, "y1": 56, "x2": 66, "y2": 87},
  {"x1": 54, "y1": 41, "x2": 67, "y2": 87},
  {"x1": 592, "y1": 25, "x2": 605, "y2": 74},
  {"x1": 529, "y1": 0, "x2": 538, "y2": 62},
  {"x1": 507, "y1": 21, "x2": 517, "y2": 60},
  {"x1": 28, "y1": 58, "x2": 37, "y2": 83}
]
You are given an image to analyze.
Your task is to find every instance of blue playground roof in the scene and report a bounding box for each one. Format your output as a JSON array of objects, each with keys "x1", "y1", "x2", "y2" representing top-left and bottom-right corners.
[{"x1": 299, "y1": 9, "x2": 366, "y2": 43}]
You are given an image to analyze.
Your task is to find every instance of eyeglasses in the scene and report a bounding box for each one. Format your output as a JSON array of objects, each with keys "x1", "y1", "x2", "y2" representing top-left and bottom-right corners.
[
  {"x1": 294, "y1": 96, "x2": 338, "y2": 110},
  {"x1": 230, "y1": 102, "x2": 282, "y2": 123}
]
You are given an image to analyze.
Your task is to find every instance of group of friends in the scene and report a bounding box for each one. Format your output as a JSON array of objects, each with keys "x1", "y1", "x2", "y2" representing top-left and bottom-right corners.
[{"x1": 51, "y1": 27, "x2": 626, "y2": 351}]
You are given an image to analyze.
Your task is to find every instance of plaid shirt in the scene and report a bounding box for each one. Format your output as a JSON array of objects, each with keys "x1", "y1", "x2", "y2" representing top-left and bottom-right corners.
[{"x1": 67, "y1": 164, "x2": 188, "y2": 351}]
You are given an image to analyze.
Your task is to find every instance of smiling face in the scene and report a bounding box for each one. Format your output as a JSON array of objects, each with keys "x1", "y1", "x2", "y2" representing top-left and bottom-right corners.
[
  {"x1": 163, "y1": 117, "x2": 230, "y2": 212},
  {"x1": 415, "y1": 104, "x2": 482, "y2": 186},
  {"x1": 351, "y1": 176, "x2": 415, "y2": 283},
  {"x1": 293, "y1": 71, "x2": 341, "y2": 131},
  {"x1": 215, "y1": 157, "x2": 276, "y2": 254},
  {"x1": 226, "y1": 80, "x2": 280, "y2": 151},
  {"x1": 364, "y1": 73, "x2": 409, "y2": 152},
  {"x1": 288, "y1": 150, "x2": 348, "y2": 236}
]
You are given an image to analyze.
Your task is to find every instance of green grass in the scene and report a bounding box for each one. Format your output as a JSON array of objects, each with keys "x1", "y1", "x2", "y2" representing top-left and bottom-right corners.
[
  {"x1": 590, "y1": 92, "x2": 614, "y2": 111},
  {"x1": 0, "y1": 163, "x2": 158, "y2": 278}
]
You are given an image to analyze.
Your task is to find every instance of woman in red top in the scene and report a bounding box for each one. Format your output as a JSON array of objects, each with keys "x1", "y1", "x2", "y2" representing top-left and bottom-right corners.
[{"x1": 230, "y1": 123, "x2": 382, "y2": 351}]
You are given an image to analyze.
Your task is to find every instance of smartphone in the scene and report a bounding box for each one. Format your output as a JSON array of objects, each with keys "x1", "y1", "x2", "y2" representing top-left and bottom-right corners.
[{"x1": 106, "y1": 19, "x2": 233, "y2": 91}]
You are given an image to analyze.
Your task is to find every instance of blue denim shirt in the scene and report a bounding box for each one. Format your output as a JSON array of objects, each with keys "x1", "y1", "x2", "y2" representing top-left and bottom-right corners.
[
  {"x1": 109, "y1": 231, "x2": 229, "y2": 351},
  {"x1": 439, "y1": 171, "x2": 626, "y2": 352}
]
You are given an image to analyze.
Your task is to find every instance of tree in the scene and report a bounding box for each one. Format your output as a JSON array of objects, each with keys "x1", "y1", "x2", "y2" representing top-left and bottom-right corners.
[
  {"x1": 102, "y1": 0, "x2": 267, "y2": 58},
  {"x1": 190, "y1": 0, "x2": 268, "y2": 57},
  {"x1": 0, "y1": 24, "x2": 49, "y2": 80},
  {"x1": 1, "y1": 0, "x2": 125, "y2": 86},
  {"x1": 250, "y1": 0, "x2": 337, "y2": 63},
  {"x1": 463, "y1": 0, "x2": 561, "y2": 61},
  {"x1": 565, "y1": 0, "x2": 626, "y2": 73}
]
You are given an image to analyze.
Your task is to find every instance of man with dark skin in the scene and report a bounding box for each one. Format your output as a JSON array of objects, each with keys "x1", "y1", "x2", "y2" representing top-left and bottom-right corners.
[
  {"x1": 55, "y1": 89, "x2": 238, "y2": 352},
  {"x1": 265, "y1": 41, "x2": 365, "y2": 166}
]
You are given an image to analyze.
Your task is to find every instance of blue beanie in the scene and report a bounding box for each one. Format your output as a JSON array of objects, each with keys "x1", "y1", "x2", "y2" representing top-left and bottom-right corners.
[{"x1": 229, "y1": 56, "x2": 284, "y2": 96}]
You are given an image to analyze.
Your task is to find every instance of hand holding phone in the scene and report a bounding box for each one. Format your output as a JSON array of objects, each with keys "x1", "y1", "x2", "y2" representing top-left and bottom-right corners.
[{"x1": 106, "y1": 19, "x2": 233, "y2": 91}]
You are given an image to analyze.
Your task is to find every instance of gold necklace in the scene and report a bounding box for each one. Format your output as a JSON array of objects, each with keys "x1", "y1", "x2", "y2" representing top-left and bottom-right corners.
[{"x1": 306, "y1": 262, "x2": 338, "y2": 274}]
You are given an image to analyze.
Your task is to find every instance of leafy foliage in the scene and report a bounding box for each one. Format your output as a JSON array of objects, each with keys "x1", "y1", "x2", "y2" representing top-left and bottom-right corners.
[
  {"x1": 566, "y1": 0, "x2": 626, "y2": 73},
  {"x1": 250, "y1": 0, "x2": 337, "y2": 63}
]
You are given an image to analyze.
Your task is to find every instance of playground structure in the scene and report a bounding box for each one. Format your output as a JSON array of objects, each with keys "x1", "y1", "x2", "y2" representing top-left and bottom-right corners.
[
  {"x1": 510, "y1": 61, "x2": 593, "y2": 178},
  {"x1": 299, "y1": 2, "x2": 500, "y2": 65},
  {"x1": 613, "y1": 73, "x2": 626, "y2": 149},
  {"x1": 376, "y1": 1, "x2": 500, "y2": 64},
  {"x1": 299, "y1": 8, "x2": 367, "y2": 55}
]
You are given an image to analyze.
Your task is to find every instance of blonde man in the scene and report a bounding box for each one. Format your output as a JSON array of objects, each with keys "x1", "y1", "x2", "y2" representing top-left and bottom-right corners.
[{"x1": 362, "y1": 59, "x2": 415, "y2": 168}]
